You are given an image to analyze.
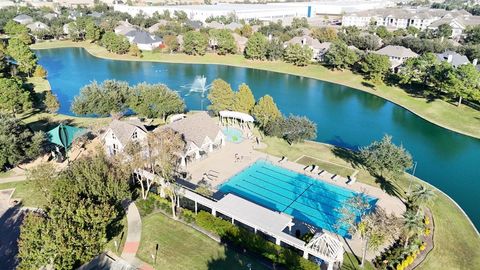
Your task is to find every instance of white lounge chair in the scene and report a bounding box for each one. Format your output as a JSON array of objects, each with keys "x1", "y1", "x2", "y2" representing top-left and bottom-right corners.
[
  {"x1": 346, "y1": 176, "x2": 357, "y2": 185},
  {"x1": 318, "y1": 170, "x2": 325, "y2": 176}
]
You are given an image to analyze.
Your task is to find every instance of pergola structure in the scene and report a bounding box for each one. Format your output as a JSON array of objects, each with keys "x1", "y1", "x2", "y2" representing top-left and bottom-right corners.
[
  {"x1": 305, "y1": 232, "x2": 344, "y2": 270},
  {"x1": 219, "y1": 110, "x2": 254, "y2": 129}
]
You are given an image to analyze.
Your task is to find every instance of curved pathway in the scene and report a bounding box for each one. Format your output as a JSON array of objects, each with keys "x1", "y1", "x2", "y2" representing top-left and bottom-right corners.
[{"x1": 121, "y1": 201, "x2": 155, "y2": 270}]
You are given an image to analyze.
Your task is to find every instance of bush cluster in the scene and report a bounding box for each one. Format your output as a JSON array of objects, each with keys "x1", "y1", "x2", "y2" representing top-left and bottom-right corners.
[{"x1": 195, "y1": 211, "x2": 318, "y2": 270}]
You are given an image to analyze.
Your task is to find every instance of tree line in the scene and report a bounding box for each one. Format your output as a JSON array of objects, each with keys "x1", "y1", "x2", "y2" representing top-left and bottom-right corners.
[{"x1": 207, "y1": 79, "x2": 317, "y2": 143}]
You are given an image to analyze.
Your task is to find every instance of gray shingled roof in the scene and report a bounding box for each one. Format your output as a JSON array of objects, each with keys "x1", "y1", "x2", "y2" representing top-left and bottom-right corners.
[
  {"x1": 126, "y1": 30, "x2": 162, "y2": 44},
  {"x1": 375, "y1": 45, "x2": 418, "y2": 59},
  {"x1": 285, "y1": 35, "x2": 323, "y2": 49},
  {"x1": 436, "y1": 51, "x2": 470, "y2": 68},
  {"x1": 160, "y1": 112, "x2": 221, "y2": 148},
  {"x1": 13, "y1": 14, "x2": 33, "y2": 24},
  {"x1": 108, "y1": 119, "x2": 147, "y2": 146}
]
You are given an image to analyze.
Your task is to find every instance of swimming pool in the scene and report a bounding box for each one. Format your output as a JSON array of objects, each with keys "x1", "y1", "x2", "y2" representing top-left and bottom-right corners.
[
  {"x1": 222, "y1": 127, "x2": 244, "y2": 143},
  {"x1": 219, "y1": 160, "x2": 378, "y2": 238}
]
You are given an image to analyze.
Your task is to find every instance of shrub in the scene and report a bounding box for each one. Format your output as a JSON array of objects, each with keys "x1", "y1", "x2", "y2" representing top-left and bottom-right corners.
[
  {"x1": 420, "y1": 242, "x2": 426, "y2": 251},
  {"x1": 424, "y1": 216, "x2": 430, "y2": 225},
  {"x1": 33, "y1": 65, "x2": 47, "y2": 78},
  {"x1": 181, "y1": 209, "x2": 196, "y2": 223},
  {"x1": 424, "y1": 228, "x2": 431, "y2": 236},
  {"x1": 195, "y1": 211, "x2": 318, "y2": 269},
  {"x1": 136, "y1": 195, "x2": 156, "y2": 217}
]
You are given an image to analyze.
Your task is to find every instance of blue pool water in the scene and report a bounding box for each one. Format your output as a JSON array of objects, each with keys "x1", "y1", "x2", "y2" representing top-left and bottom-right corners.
[
  {"x1": 219, "y1": 160, "x2": 378, "y2": 238},
  {"x1": 223, "y1": 127, "x2": 244, "y2": 143}
]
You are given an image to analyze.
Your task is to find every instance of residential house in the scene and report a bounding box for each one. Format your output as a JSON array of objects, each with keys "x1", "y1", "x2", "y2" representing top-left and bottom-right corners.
[
  {"x1": 115, "y1": 21, "x2": 136, "y2": 36},
  {"x1": 206, "y1": 21, "x2": 225, "y2": 30},
  {"x1": 13, "y1": 14, "x2": 34, "y2": 25},
  {"x1": 148, "y1": 20, "x2": 168, "y2": 33},
  {"x1": 103, "y1": 119, "x2": 148, "y2": 156},
  {"x1": 186, "y1": 20, "x2": 203, "y2": 31},
  {"x1": 436, "y1": 51, "x2": 473, "y2": 68},
  {"x1": 43, "y1": 13, "x2": 59, "y2": 21},
  {"x1": 342, "y1": 7, "x2": 470, "y2": 30},
  {"x1": 285, "y1": 35, "x2": 330, "y2": 61},
  {"x1": 428, "y1": 14, "x2": 480, "y2": 40},
  {"x1": 27, "y1": 21, "x2": 50, "y2": 32},
  {"x1": 225, "y1": 22, "x2": 242, "y2": 31},
  {"x1": 157, "y1": 112, "x2": 225, "y2": 166},
  {"x1": 232, "y1": 33, "x2": 248, "y2": 54},
  {"x1": 68, "y1": 10, "x2": 82, "y2": 20},
  {"x1": 374, "y1": 45, "x2": 418, "y2": 71},
  {"x1": 125, "y1": 30, "x2": 163, "y2": 51}
]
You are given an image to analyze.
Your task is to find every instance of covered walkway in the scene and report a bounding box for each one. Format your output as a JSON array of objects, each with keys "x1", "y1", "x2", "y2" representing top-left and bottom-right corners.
[{"x1": 182, "y1": 190, "x2": 344, "y2": 270}]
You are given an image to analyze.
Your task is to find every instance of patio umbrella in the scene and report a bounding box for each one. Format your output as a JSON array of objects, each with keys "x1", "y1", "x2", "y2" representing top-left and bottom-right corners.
[{"x1": 47, "y1": 123, "x2": 87, "y2": 152}]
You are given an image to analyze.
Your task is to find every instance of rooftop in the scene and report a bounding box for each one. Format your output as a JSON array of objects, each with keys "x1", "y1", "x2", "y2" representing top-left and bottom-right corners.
[
  {"x1": 107, "y1": 119, "x2": 147, "y2": 146},
  {"x1": 375, "y1": 45, "x2": 418, "y2": 59},
  {"x1": 437, "y1": 51, "x2": 470, "y2": 67}
]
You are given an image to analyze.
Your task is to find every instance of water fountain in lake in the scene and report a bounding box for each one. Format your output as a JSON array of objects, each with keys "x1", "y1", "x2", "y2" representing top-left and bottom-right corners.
[{"x1": 182, "y1": 75, "x2": 212, "y2": 97}]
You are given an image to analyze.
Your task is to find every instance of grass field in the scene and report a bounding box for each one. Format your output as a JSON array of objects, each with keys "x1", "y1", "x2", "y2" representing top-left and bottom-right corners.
[
  {"x1": 296, "y1": 155, "x2": 357, "y2": 178},
  {"x1": 137, "y1": 213, "x2": 269, "y2": 270},
  {"x1": 0, "y1": 181, "x2": 45, "y2": 207},
  {"x1": 259, "y1": 137, "x2": 480, "y2": 270},
  {"x1": 31, "y1": 40, "x2": 480, "y2": 139}
]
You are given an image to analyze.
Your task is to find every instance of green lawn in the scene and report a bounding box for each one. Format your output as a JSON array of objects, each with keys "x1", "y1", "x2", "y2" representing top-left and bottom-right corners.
[
  {"x1": 259, "y1": 137, "x2": 480, "y2": 270},
  {"x1": 0, "y1": 180, "x2": 46, "y2": 207},
  {"x1": 105, "y1": 215, "x2": 128, "y2": 256},
  {"x1": 31, "y1": 40, "x2": 480, "y2": 139},
  {"x1": 138, "y1": 213, "x2": 269, "y2": 270},
  {"x1": 296, "y1": 155, "x2": 357, "y2": 178}
]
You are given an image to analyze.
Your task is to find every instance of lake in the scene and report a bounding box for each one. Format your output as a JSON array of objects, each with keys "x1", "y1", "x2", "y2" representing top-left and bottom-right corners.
[{"x1": 36, "y1": 47, "x2": 480, "y2": 230}]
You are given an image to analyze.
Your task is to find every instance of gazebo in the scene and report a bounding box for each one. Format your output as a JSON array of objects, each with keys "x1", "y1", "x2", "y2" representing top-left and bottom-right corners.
[
  {"x1": 218, "y1": 110, "x2": 254, "y2": 129},
  {"x1": 47, "y1": 123, "x2": 87, "y2": 157}
]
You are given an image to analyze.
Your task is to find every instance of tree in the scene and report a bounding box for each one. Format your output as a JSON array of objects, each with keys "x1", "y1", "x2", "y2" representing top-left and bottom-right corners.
[
  {"x1": 71, "y1": 80, "x2": 130, "y2": 116},
  {"x1": 283, "y1": 44, "x2": 313, "y2": 66},
  {"x1": 252, "y1": 95, "x2": 282, "y2": 128},
  {"x1": 100, "y1": 31, "x2": 130, "y2": 54},
  {"x1": 375, "y1": 26, "x2": 392, "y2": 39},
  {"x1": 359, "y1": 134, "x2": 413, "y2": 179},
  {"x1": 323, "y1": 42, "x2": 359, "y2": 70},
  {"x1": 452, "y1": 64, "x2": 480, "y2": 106},
  {"x1": 281, "y1": 115, "x2": 317, "y2": 144},
  {"x1": 311, "y1": 27, "x2": 337, "y2": 42},
  {"x1": 339, "y1": 195, "x2": 400, "y2": 268},
  {"x1": 398, "y1": 52, "x2": 439, "y2": 87},
  {"x1": 207, "y1": 79, "x2": 235, "y2": 113},
  {"x1": 164, "y1": 35, "x2": 180, "y2": 53},
  {"x1": 245, "y1": 32, "x2": 268, "y2": 60},
  {"x1": 436, "y1": 23, "x2": 453, "y2": 38},
  {"x1": 465, "y1": 25, "x2": 480, "y2": 44},
  {"x1": 402, "y1": 209, "x2": 424, "y2": 248},
  {"x1": 266, "y1": 38, "x2": 284, "y2": 61},
  {"x1": 0, "y1": 114, "x2": 45, "y2": 170},
  {"x1": 183, "y1": 31, "x2": 208, "y2": 55},
  {"x1": 85, "y1": 20, "x2": 102, "y2": 41},
  {"x1": 7, "y1": 38, "x2": 37, "y2": 76},
  {"x1": 44, "y1": 91, "x2": 60, "y2": 114},
  {"x1": 128, "y1": 44, "x2": 142, "y2": 57},
  {"x1": 4, "y1": 20, "x2": 32, "y2": 45},
  {"x1": 409, "y1": 184, "x2": 436, "y2": 210},
  {"x1": 360, "y1": 53, "x2": 391, "y2": 84},
  {"x1": 239, "y1": 24, "x2": 253, "y2": 38},
  {"x1": 233, "y1": 83, "x2": 255, "y2": 113},
  {"x1": 0, "y1": 78, "x2": 32, "y2": 116},
  {"x1": 291, "y1": 17, "x2": 308, "y2": 29},
  {"x1": 129, "y1": 83, "x2": 185, "y2": 120},
  {"x1": 209, "y1": 29, "x2": 236, "y2": 55},
  {"x1": 18, "y1": 151, "x2": 130, "y2": 270},
  {"x1": 33, "y1": 65, "x2": 47, "y2": 78}
]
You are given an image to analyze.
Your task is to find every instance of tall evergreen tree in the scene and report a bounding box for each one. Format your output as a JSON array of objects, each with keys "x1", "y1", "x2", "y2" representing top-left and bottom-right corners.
[
  {"x1": 245, "y1": 32, "x2": 268, "y2": 60},
  {"x1": 234, "y1": 83, "x2": 255, "y2": 113},
  {"x1": 252, "y1": 95, "x2": 282, "y2": 128},
  {"x1": 207, "y1": 79, "x2": 235, "y2": 113}
]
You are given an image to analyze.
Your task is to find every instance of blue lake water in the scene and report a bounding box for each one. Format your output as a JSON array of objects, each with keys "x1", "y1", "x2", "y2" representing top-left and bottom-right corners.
[{"x1": 36, "y1": 47, "x2": 480, "y2": 230}]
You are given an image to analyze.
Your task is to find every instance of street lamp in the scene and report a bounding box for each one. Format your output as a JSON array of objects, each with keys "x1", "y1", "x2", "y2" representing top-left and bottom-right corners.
[{"x1": 407, "y1": 161, "x2": 418, "y2": 195}]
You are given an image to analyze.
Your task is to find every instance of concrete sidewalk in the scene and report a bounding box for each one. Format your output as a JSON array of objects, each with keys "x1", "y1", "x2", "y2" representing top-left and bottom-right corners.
[{"x1": 121, "y1": 202, "x2": 142, "y2": 264}]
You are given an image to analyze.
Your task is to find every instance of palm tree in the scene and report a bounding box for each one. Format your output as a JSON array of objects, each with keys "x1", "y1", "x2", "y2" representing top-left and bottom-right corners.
[
  {"x1": 402, "y1": 209, "x2": 424, "y2": 248},
  {"x1": 410, "y1": 185, "x2": 436, "y2": 213}
]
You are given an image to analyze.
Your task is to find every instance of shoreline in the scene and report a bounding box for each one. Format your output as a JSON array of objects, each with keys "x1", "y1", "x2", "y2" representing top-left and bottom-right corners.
[
  {"x1": 31, "y1": 40, "x2": 480, "y2": 140},
  {"x1": 30, "y1": 41, "x2": 480, "y2": 233}
]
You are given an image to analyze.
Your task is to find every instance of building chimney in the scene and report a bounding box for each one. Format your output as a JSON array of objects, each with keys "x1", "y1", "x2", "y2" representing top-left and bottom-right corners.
[
  {"x1": 447, "y1": 54, "x2": 453, "y2": 63},
  {"x1": 473, "y1": 58, "x2": 478, "y2": 66}
]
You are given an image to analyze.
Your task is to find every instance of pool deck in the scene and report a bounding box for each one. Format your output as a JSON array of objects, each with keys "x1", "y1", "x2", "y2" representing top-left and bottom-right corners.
[{"x1": 184, "y1": 135, "x2": 405, "y2": 260}]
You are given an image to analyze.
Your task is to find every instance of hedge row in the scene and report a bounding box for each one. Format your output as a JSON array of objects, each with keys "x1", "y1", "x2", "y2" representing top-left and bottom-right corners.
[{"x1": 195, "y1": 211, "x2": 319, "y2": 270}]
